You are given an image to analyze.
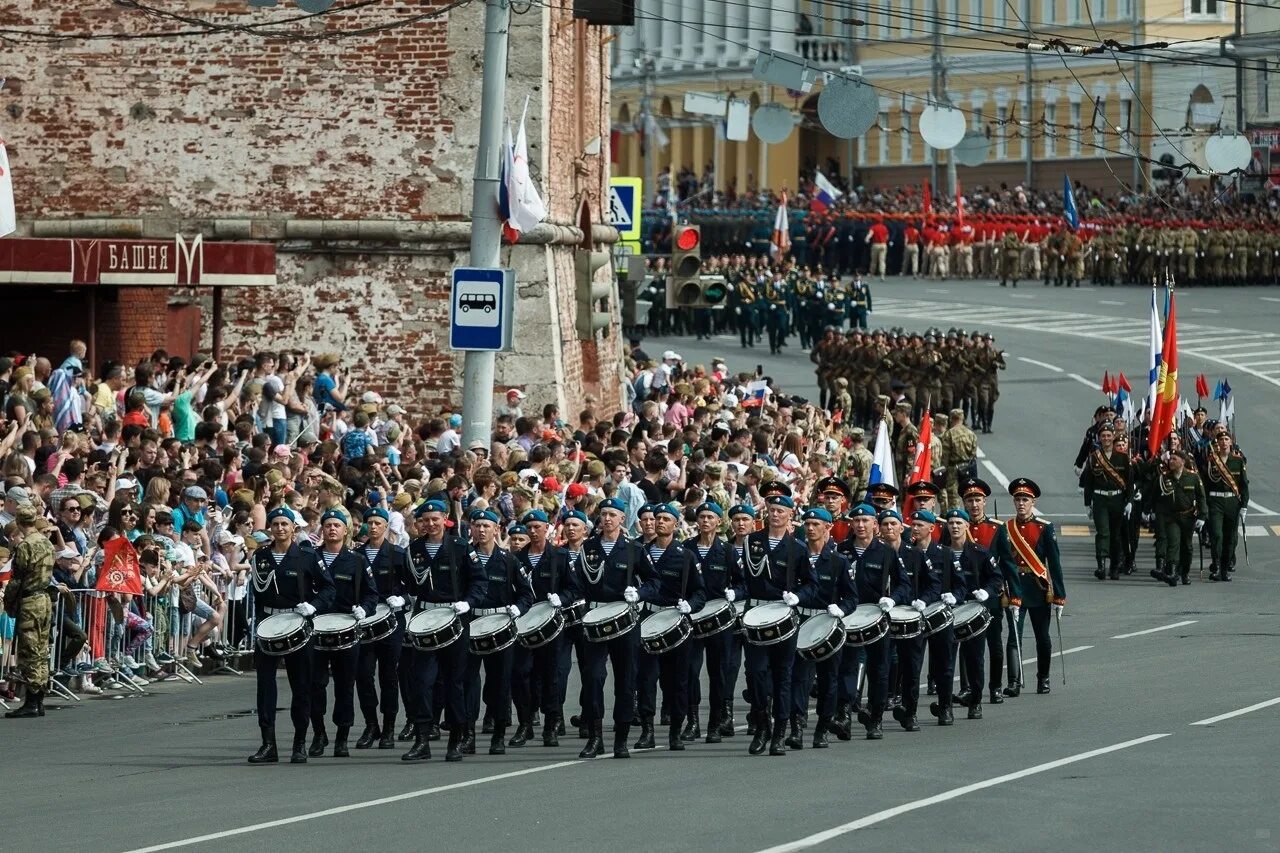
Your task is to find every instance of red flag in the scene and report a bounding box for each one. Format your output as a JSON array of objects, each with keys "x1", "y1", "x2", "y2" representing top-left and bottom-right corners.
[
  {"x1": 95, "y1": 536, "x2": 144, "y2": 596},
  {"x1": 1102, "y1": 371, "x2": 1112, "y2": 395},
  {"x1": 1117, "y1": 372, "x2": 1132, "y2": 393},
  {"x1": 955, "y1": 179, "x2": 964, "y2": 228},
  {"x1": 1148, "y1": 293, "x2": 1179, "y2": 455},
  {"x1": 903, "y1": 411, "x2": 933, "y2": 516},
  {"x1": 922, "y1": 180, "x2": 932, "y2": 217},
  {"x1": 1195, "y1": 374, "x2": 1209, "y2": 399}
]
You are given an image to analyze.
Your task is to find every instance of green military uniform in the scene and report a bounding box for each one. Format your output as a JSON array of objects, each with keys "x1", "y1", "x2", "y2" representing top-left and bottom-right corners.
[
  {"x1": 1152, "y1": 460, "x2": 1207, "y2": 585},
  {"x1": 939, "y1": 410, "x2": 977, "y2": 511},
  {"x1": 1080, "y1": 438, "x2": 1132, "y2": 578},
  {"x1": 999, "y1": 230, "x2": 1022, "y2": 286},
  {"x1": 3, "y1": 508, "x2": 56, "y2": 717},
  {"x1": 1202, "y1": 445, "x2": 1248, "y2": 579}
]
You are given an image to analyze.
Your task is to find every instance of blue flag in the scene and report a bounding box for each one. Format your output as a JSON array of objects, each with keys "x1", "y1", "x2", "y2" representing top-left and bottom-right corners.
[
  {"x1": 1221, "y1": 378, "x2": 1232, "y2": 399},
  {"x1": 1063, "y1": 174, "x2": 1079, "y2": 231}
]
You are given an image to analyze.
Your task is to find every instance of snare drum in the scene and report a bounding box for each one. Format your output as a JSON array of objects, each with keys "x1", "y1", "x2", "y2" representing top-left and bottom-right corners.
[
  {"x1": 922, "y1": 601, "x2": 954, "y2": 636},
  {"x1": 796, "y1": 613, "x2": 847, "y2": 662},
  {"x1": 405, "y1": 606, "x2": 463, "y2": 651},
  {"x1": 841, "y1": 604, "x2": 890, "y2": 647},
  {"x1": 516, "y1": 601, "x2": 564, "y2": 649},
  {"x1": 358, "y1": 603, "x2": 398, "y2": 645},
  {"x1": 741, "y1": 601, "x2": 800, "y2": 646},
  {"x1": 640, "y1": 608, "x2": 692, "y2": 654},
  {"x1": 469, "y1": 614, "x2": 519, "y2": 655},
  {"x1": 888, "y1": 605, "x2": 925, "y2": 639},
  {"x1": 582, "y1": 601, "x2": 638, "y2": 643},
  {"x1": 560, "y1": 598, "x2": 587, "y2": 628},
  {"x1": 690, "y1": 598, "x2": 737, "y2": 638},
  {"x1": 951, "y1": 601, "x2": 993, "y2": 641},
  {"x1": 312, "y1": 613, "x2": 361, "y2": 651},
  {"x1": 255, "y1": 611, "x2": 312, "y2": 656}
]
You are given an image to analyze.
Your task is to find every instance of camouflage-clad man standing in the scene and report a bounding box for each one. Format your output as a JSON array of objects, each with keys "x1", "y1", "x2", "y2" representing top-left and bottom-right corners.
[
  {"x1": 4, "y1": 505, "x2": 56, "y2": 719},
  {"x1": 940, "y1": 409, "x2": 978, "y2": 512}
]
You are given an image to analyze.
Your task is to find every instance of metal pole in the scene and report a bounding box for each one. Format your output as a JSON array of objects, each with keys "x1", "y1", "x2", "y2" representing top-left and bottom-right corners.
[
  {"x1": 845, "y1": 12, "x2": 856, "y2": 185},
  {"x1": 1024, "y1": 0, "x2": 1034, "y2": 189},
  {"x1": 1132, "y1": 0, "x2": 1142, "y2": 192},
  {"x1": 1234, "y1": 0, "x2": 1245, "y2": 195},
  {"x1": 930, "y1": 0, "x2": 941, "y2": 193},
  {"x1": 460, "y1": 0, "x2": 511, "y2": 451}
]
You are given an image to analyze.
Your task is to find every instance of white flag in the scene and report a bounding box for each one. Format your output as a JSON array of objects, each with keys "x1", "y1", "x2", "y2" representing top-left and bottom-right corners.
[
  {"x1": 506, "y1": 97, "x2": 547, "y2": 234},
  {"x1": 0, "y1": 142, "x2": 14, "y2": 238}
]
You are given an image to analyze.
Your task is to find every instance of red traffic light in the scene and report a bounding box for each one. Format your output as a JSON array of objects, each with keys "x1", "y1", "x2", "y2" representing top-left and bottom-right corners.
[{"x1": 675, "y1": 226, "x2": 700, "y2": 252}]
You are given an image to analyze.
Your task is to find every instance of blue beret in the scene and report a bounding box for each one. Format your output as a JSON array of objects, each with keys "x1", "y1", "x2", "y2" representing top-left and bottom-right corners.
[
  {"x1": 848, "y1": 503, "x2": 878, "y2": 518},
  {"x1": 695, "y1": 501, "x2": 724, "y2": 518},
  {"x1": 910, "y1": 509, "x2": 938, "y2": 524},
  {"x1": 728, "y1": 504, "x2": 756, "y2": 519},
  {"x1": 471, "y1": 508, "x2": 500, "y2": 524},
  {"x1": 766, "y1": 495, "x2": 795, "y2": 509},
  {"x1": 266, "y1": 507, "x2": 293, "y2": 524},
  {"x1": 520, "y1": 509, "x2": 550, "y2": 525},
  {"x1": 320, "y1": 508, "x2": 350, "y2": 526},
  {"x1": 368, "y1": 490, "x2": 383, "y2": 505},
  {"x1": 564, "y1": 509, "x2": 590, "y2": 525},
  {"x1": 944, "y1": 508, "x2": 971, "y2": 522},
  {"x1": 653, "y1": 503, "x2": 682, "y2": 519},
  {"x1": 508, "y1": 524, "x2": 528, "y2": 537},
  {"x1": 415, "y1": 499, "x2": 448, "y2": 517},
  {"x1": 638, "y1": 503, "x2": 657, "y2": 516},
  {"x1": 363, "y1": 507, "x2": 390, "y2": 523},
  {"x1": 877, "y1": 509, "x2": 904, "y2": 524},
  {"x1": 802, "y1": 507, "x2": 834, "y2": 523},
  {"x1": 599, "y1": 497, "x2": 626, "y2": 514}
]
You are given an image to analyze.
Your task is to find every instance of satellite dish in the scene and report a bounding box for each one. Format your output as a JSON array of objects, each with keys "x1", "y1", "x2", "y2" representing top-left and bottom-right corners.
[
  {"x1": 817, "y1": 75, "x2": 878, "y2": 140},
  {"x1": 751, "y1": 103, "x2": 795, "y2": 145},
  {"x1": 1203, "y1": 133, "x2": 1252, "y2": 173},
  {"x1": 919, "y1": 106, "x2": 967, "y2": 151},
  {"x1": 952, "y1": 131, "x2": 991, "y2": 167}
]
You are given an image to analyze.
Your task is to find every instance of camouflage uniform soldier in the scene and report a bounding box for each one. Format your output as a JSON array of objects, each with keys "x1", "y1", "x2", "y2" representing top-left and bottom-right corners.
[
  {"x1": 999, "y1": 230, "x2": 1022, "y2": 287},
  {"x1": 845, "y1": 427, "x2": 874, "y2": 500},
  {"x1": 1232, "y1": 225, "x2": 1250, "y2": 284},
  {"x1": 892, "y1": 402, "x2": 919, "y2": 485},
  {"x1": 940, "y1": 408, "x2": 978, "y2": 511},
  {"x1": 3, "y1": 505, "x2": 56, "y2": 718},
  {"x1": 1204, "y1": 229, "x2": 1226, "y2": 286},
  {"x1": 1179, "y1": 224, "x2": 1198, "y2": 283}
]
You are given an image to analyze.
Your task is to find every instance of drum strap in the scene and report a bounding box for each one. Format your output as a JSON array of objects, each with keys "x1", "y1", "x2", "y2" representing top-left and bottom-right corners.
[
  {"x1": 504, "y1": 553, "x2": 513, "y2": 606},
  {"x1": 941, "y1": 548, "x2": 952, "y2": 593},
  {"x1": 296, "y1": 552, "x2": 307, "y2": 604},
  {"x1": 350, "y1": 551, "x2": 363, "y2": 609}
]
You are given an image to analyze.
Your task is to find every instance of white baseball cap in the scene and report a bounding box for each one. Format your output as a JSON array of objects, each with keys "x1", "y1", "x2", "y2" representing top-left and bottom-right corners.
[{"x1": 662, "y1": 350, "x2": 682, "y2": 361}]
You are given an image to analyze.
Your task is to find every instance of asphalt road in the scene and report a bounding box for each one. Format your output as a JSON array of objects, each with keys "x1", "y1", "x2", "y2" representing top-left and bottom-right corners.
[{"x1": 7, "y1": 277, "x2": 1279, "y2": 853}]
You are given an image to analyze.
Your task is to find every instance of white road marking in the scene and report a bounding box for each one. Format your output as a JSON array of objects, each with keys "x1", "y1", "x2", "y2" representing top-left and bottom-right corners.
[
  {"x1": 1261, "y1": 296, "x2": 1280, "y2": 303},
  {"x1": 1067, "y1": 373, "x2": 1104, "y2": 391},
  {"x1": 752, "y1": 733, "x2": 1172, "y2": 852},
  {"x1": 1112, "y1": 620, "x2": 1197, "y2": 639},
  {"x1": 1017, "y1": 356, "x2": 1064, "y2": 373},
  {"x1": 1187, "y1": 307, "x2": 1221, "y2": 314},
  {"x1": 123, "y1": 761, "x2": 584, "y2": 852},
  {"x1": 1099, "y1": 300, "x2": 1127, "y2": 306},
  {"x1": 981, "y1": 458, "x2": 1011, "y2": 489},
  {"x1": 1190, "y1": 697, "x2": 1280, "y2": 727},
  {"x1": 1245, "y1": 525, "x2": 1270, "y2": 537},
  {"x1": 1249, "y1": 500, "x2": 1277, "y2": 516},
  {"x1": 1008, "y1": 294, "x2": 1036, "y2": 299},
  {"x1": 926, "y1": 288, "x2": 950, "y2": 293}
]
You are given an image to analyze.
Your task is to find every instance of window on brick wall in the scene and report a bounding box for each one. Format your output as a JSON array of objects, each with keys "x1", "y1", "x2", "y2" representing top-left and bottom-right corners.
[
  {"x1": 1070, "y1": 102, "x2": 1082, "y2": 155},
  {"x1": 1187, "y1": 0, "x2": 1221, "y2": 18}
]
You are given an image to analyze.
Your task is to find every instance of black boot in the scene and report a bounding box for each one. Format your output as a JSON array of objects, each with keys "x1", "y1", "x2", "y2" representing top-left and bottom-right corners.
[
  {"x1": 290, "y1": 731, "x2": 308, "y2": 764},
  {"x1": 402, "y1": 724, "x2": 432, "y2": 761},
  {"x1": 542, "y1": 715, "x2": 560, "y2": 747},
  {"x1": 1108, "y1": 559, "x2": 1120, "y2": 581},
  {"x1": 1037, "y1": 677, "x2": 1051, "y2": 694},
  {"x1": 1209, "y1": 562, "x2": 1220, "y2": 581},
  {"x1": 4, "y1": 689, "x2": 41, "y2": 719},
  {"x1": 938, "y1": 706, "x2": 954, "y2": 726},
  {"x1": 333, "y1": 725, "x2": 350, "y2": 757},
  {"x1": 989, "y1": 687, "x2": 1004, "y2": 704},
  {"x1": 613, "y1": 722, "x2": 631, "y2": 758},
  {"x1": 1180, "y1": 570, "x2": 1190, "y2": 586},
  {"x1": 669, "y1": 719, "x2": 686, "y2": 751},
  {"x1": 355, "y1": 720, "x2": 380, "y2": 750},
  {"x1": 578, "y1": 720, "x2": 603, "y2": 759},
  {"x1": 634, "y1": 718, "x2": 656, "y2": 750},
  {"x1": 489, "y1": 726, "x2": 507, "y2": 755},
  {"x1": 784, "y1": 716, "x2": 804, "y2": 750},
  {"x1": 968, "y1": 701, "x2": 983, "y2": 720},
  {"x1": 1094, "y1": 559, "x2": 1106, "y2": 581},
  {"x1": 748, "y1": 716, "x2": 769, "y2": 755},
  {"x1": 461, "y1": 725, "x2": 476, "y2": 755},
  {"x1": 428, "y1": 722, "x2": 442, "y2": 741},
  {"x1": 680, "y1": 716, "x2": 699, "y2": 742},
  {"x1": 705, "y1": 710, "x2": 722, "y2": 744},
  {"x1": 812, "y1": 718, "x2": 829, "y2": 749},
  {"x1": 307, "y1": 725, "x2": 328, "y2": 757},
  {"x1": 1003, "y1": 681, "x2": 1021, "y2": 698},
  {"x1": 398, "y1": 720, "x2": 415, "y2": 742},
  {"x1": 769, "y1": 718, "x2": 788, "y2": 756},
  {"x1": 508, "y1": 722, "x2": 531, "y2": 748},
  {"x1": 445, "y1": 726, "x2": 464, "y2": 762},
  {"x1": 379, "y1": 715, "x2": 396, "y2": 749},
  {"x1": 482, "y1": 715, "x2": 494, "y2": 734},
  {"x1": 248, "y1": 727, "x2": 278, "y2": 764},
  {"x1": 719, "y1": 700, "x2": 736, "y2": 737}
]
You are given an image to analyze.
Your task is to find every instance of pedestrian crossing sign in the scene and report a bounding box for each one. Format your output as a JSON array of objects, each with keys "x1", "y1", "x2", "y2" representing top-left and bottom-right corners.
[{"x1": 609, "y1": 177, "x2": 642, "y2": 241}]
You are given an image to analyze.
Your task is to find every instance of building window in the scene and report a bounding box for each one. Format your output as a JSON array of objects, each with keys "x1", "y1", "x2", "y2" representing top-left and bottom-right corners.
[
  {"x1": 1095, "y1": 0, "x2": 1107, "y2": 19},
  {"x1": 902, "y1": 0, "x2": 914, "y2": 36},
  {"x1": 1043, "y1": 0, "x2": 1054, "y2": 24},
  {"x1": 1259, "y1": 60, "x2": 1271, "y2": 115},
  {"x1": 1045, "y1": 103, "x2": 1057, "y2": 157},
  {"x1": 970, "y1": 0, "x2": 984, "y2": 32},
  {"x1": 1069, "y1": 0, "x2": 1081, "y2": 23},
  {"x1": 1187, "y1": 0, "x2": 1220, "y2": 17},
  {"x1": 996, "y1": 105, "x2": 1009, "y2": 158},
  {"x1": 1070, "y1": 102, "x2": 1082, "y2": 155},
  {"x1": 879, "y1": 110, "x2": 890, "y2": 163}
]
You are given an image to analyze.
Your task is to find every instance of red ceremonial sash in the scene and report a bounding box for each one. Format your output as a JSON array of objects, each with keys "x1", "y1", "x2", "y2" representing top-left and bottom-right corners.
[{"x1": 1006, "y1": 519, "x2": 1050, "y2": 591}]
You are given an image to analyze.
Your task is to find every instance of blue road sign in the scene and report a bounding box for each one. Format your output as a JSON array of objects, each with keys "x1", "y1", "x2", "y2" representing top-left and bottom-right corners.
[{"x1": 449, "y1": 267, "x2": 515, "y2": 352}]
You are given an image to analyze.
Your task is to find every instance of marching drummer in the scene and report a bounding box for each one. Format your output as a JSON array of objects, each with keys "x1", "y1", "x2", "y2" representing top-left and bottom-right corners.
[
  {"x1": 308, "y1": 509, "x2": 379, "y2": 759},
  {"x1": 724, "y1": 503, "x2": 758, "y2": 736},
  {"x1": 355, "y1": 507, "x2": 411, "y2": 751},
  {"x1": 561, "y1": 509, "x2": 592, "y2": 740},
  {"x1": 912, "y1": 509, "x2": 965, "y2": 727},
  {"x1": 739, "y1": 490, "x2": 811, "y2": 757},
  {"x1": 463, "y1": 508, "x2": 534, "y2": 756},
  {"x1": 888, "y1": 510, "x2": 938, "y2": 733},
  {"x1": 789, "y1": 507, "x2": 857, "y2": 750},
  {"x1": 247, "y1": 507, "x2": 335, "y2": 765},
  {"x1": 577, "y1": 501, "x2": 655, "y2": 760},
  {"x1": 959, "y1": 478, "x2": 1022, "y2": 703},
  {"x1": 636, "y1": 503, "x2": 658, "y2": 545},
  {"x1": 636, "y1": 503, "x2": 707, "y2": 752},
  {"x1": 403, "y1": 499, "x2": 486, "y2": 764},
  {"x1": 942, "y1": 508, "x2": 1003, "y2": 720},
  {"x1": 511, "y1": 508, "x2": 579, "y2": 748},
  {"x1": 682, "y1": 501, "x2": 740, "y2": 744},
  {"x1": 1005, "y1": 478, "x2": 1066, "y2": 696}
]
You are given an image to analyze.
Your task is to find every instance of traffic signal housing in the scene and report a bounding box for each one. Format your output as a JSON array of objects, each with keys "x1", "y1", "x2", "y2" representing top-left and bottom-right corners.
[
  {"x1": 575, "y1": 249, "x2": 612, "y2": 339},
  {"x1": 619, "y1": 255, "x2": 652, "y2": 330},
  {"x1": 667, "y1": 225, "x2": 727, "y2": 309}
]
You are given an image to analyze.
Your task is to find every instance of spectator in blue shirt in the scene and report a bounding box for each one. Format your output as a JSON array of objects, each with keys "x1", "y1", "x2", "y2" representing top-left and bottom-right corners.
[{"x1": 312, "y1": 354, "x2": 348, "y2": 412}]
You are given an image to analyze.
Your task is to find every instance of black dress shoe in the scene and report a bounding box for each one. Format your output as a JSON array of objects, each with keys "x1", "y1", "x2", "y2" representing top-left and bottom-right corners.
[
  {"x1": 1094, "y1": 567, "x2": 1106, "y2": 580},
  {"x1": 398, "y1": 721, "x2": 415, "y2": 741},
  {"x1": 901, "y1": 715, "x2": 920, "y2": 732},
  {"x1": 891, "y1": 705, "x2": 906, "y2": 724},
  {"x1": 769, "y1": 721, "x2": 788, "y2": 756},
  {"x1": 355, "y1": 722, "x2": 380, "y2": 750},
  {"x1": 570, "y1": 714, "x2": 583, "y2": 728},
  {"x1": 542, "y1": 717, "x2": 560, "y2": 747},
  {"x1": 307, "y1": 729, "x2": 328, "y2": 757},
  {"x1": 1036, "y1": 678, "x2": 1051, "y2": 694},
  {"x1": 507, "y1": 723, "x2": 531, "y2": 748},
  {"x1": 489, "y1": 727, "x2": 507, "y2": 755},
  {"x1": 579, "y1": 722, "x2": 604, "y2": 759},
  {"x1": 938, "y1": 707, "x2": 954, "y2": 726},
  {"x1": 749, "y1": 729, "x2": 769, "y2": 755},
  {"x1": 865, "y1": 722, "x2": 883, "y2": 740},
  {"x1": 680, "y1": 718, "x2": 700, "y2": 742},
  {"x1": 968, "y1": 704, "x2": 983, "y2": 720},
  {"x1": 989, "y1": 689, "x2": 1004, "y2": 704},
  {"x1": 929, "y1": 701, "x2": 942, "y2": 718},
  {"x1": 1003, "y1": 684, "x2": 1021, "y2": 698}
]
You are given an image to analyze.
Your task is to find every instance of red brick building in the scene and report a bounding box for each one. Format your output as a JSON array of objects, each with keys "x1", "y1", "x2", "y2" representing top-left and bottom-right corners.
[{"x1": 0, "y1": 1, "x2": 620, "y2": 417}]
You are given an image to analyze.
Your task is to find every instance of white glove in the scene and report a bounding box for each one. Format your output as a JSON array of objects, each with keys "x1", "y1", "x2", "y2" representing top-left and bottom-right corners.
[
  {"x1": 973, "y1": 589, "x2": 989, "y2": 603},
  {"x1": 623, "y1": 586, "x2": 639, "y2": 604},
  {"x1": 548, "y1": 593, "x2": 563, "y2": 608},
  {"x1": 1123, "y1": 504, "x2": 1132, "y2": 519},
  {"x1": 878, "y1": 597, "x2": 894, "y2": 612},
  {"x1": 507, "y1": 604, "x2": 521, "y2": 618},
  {"x1": 295, "y1": 602, "x2": 317, "y2": 617},
  {"x1": 452, "y1": 601, "x2": 471, "y2": 615},
  {"x1": 1076, "y1": 486, "x2": 1084, "y2": 495},
  {"x1": 1194, "y1": 519, "x2": 1205, "y2": 533},
  {"x1": 352, "y1": 606, "x2": 367, "y2": 620},
  {"x1": 827, "y1": 604, "x2": 844, "y2": 618},
  {"x1": 677, "y1": 599, "x2": 692, "y2": 615},
  {"x1": 911, "y1": 599, "x2": 926, "y2": 613},
  {"x1": 724, "y1": 589, "x2": 736, "y2": 603},
  {"x1": 386, "y1": 595, "x2": 406, "y2": 611},
  {"x1": 782, "y1": 591, "x2": 800, "y2": 607},
  {"x1": 1073, "y1": 466, "x2": 1083, "y2": 477},
  {"x1": 1240, "y1": 509, "x2": 1248, "y2": 525},
  {"x1": 1052, "y1": 603, "x2": 1065, "y2": 618},
  {"x1": 1008, "y1": 604, "x2": 1021, "y2": 620},
  {"x1": 941, "y1": 592, "x2": 957, "y2": 606}
]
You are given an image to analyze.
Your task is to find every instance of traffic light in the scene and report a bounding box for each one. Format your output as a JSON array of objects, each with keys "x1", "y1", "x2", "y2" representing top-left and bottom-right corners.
[
  {"x1": 668, "y1": 225, "x2": 728, "y2": 309},
  {"x1": 575, "y1": 249, "x2": 612, "y2": 339},
  {"x1": 619, "y1": 256, "x2": 652, "y2": 329}
]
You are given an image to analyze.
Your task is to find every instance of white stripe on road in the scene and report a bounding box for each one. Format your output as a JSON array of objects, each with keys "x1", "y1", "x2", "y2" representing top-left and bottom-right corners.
[
  {"x1": 752, "y1": 733, "x2": 1172, "y2": 853},
  {"x1": 123, "y1": 761, "x2": 583, "y2": 853},
  {"x1": 1111, "y1": 620, "x2": 1197, "y2": 639},
  {"x1": 1190, "y1": 697, "x2": 1280, "y2": 727},
  {"x1": 1098, "y1": 300, "x2": 1127, "y2": 306},
  {"x1": 980, "y1": 458, "x2": 1011, "y2": 490},
  {"x1": 1067, "y1": 373, "x2": 1103, "y2": 391},
  {"x1": 1261, "y1": 297, "x2": 1280, "y2": 303},
  {"x1": 1249, "y1": 500, "x2": 1278, "y2": 517},
  {"x1": 1017, "y1": 356, "x2": 1064, "y2": 373}
]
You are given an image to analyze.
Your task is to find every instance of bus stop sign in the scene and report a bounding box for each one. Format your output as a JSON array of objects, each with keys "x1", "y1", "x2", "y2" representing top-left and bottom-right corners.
[{"x1": 449, "y1": 267, "x2": 515, "y2": 352}]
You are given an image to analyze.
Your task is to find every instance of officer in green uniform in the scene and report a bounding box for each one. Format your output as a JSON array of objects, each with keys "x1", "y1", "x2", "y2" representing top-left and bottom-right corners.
[
  {"x1": 1080, "y1": 421, "x2": 1131, "y2": 580},
  {"x1": 1202, "y1": 428, "x2": 1248, "y2": 581},
  {"x1": 1151, "y1": 451, "x2": 1207, "y2": 587},
  {"x1": 3, "y1": 505, "x2": 56, "y2": 719}
]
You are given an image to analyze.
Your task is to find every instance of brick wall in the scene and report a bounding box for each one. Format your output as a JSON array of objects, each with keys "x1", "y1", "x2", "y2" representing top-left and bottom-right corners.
[{"x1": 96, "y1": 287, "x2": 169, "y2": 369}]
